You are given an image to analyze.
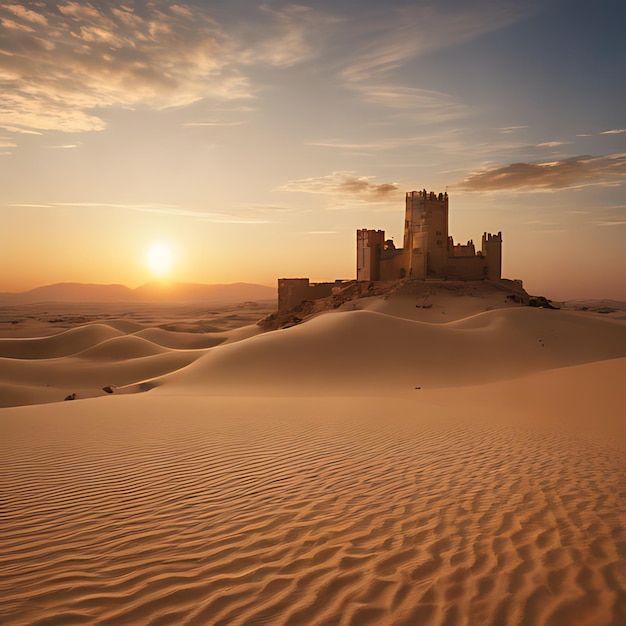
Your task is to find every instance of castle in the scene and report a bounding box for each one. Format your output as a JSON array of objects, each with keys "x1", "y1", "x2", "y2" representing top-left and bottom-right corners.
[
  {"x1": 278, "y1": 189, "x2": 502, "y2": 311},
  {"x1": 357, "y1": 189, "x2": 501, "y2": 281}
]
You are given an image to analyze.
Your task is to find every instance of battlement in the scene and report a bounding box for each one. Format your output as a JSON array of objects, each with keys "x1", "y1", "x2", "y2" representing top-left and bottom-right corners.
[
  {"x1": 482, "y1": 231, "x2": 502, "y2": 243},
  {"x1": 406, "y1": 189, "x2": 448, "y2": 202}
]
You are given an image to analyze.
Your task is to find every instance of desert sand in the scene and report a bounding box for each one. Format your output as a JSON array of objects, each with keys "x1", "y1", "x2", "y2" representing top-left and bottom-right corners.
[{"x1": 1, "y1": 287, "x2": 625, "y2": 625}]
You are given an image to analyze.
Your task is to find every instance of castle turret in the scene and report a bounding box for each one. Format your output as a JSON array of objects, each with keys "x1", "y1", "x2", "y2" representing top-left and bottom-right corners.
[
  {"x1": 357, "y1": 229, "x2": 385, "y2": 281},
  {"x1": 481, "y1": 232, "x2": 502, "y2": 280}
]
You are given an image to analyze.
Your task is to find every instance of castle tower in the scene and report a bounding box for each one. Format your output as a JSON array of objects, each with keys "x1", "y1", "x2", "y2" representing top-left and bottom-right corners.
[
  {"x1": 481, "y1": 232, "x2": 502, "y2": 280},
  {"x1": 357, "y1": 229, "x2": 385, "y2": 281},
  {"x1": 404, "y1": 190, "x2": 449, "y2": 277}
]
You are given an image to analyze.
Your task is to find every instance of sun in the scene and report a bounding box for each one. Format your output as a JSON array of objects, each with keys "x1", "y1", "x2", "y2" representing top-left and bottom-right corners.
[{"x1": 145, "y1": 241, "x2": 174, "y2": 278}]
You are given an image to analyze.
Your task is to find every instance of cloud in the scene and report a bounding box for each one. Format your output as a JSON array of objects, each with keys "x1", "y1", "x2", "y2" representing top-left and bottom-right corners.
[
  {"x1": 593, "y1": 204, "x2": 626, "y2": 227},
  {"x1": 233, "y1": 203, "x2": 298, "y2": 215},
  {"x1": 308, "y1": 129, "x2": 464, "y2": 153},
  {"x1": 0, "y1": 1, "x2": 249, "y2": 133},
  {"x1": 457, "y1": 154, "x2": 626, "y2": 191},
  {"x1": 280, "y1": 172, "x2": 399, "y2": 202},
  {"x1": 308, "y1": 139, "x2": 391, "y2": 151},
  {"x1": 535, "y1": 141, "x2": 571, "y2": 148},
  {"x1": 4, "y1": 4, "x2": 49, "y2": 26},
  {"x1": 498, "y1": 126, "x2": 528, "y2": 133},
  {"x1": 183, "y1": 121, "x2": 247, "y2": 127},
  {"x1": 238, "y1": 4, "x2": 341, "y2": 68},
  {"x1": 0, "y1": 1, "x2": 342, "y2": 135},
  {"x1": 1, "y1": 126, "x2": 41, "y2": 135},
  {"x1": 11, "y1": 201, "x2": 275, "y2": 224},
  {"x1": 351, "y1": 85, "x2": 466, "y2": 122},
  {"x1": 333, "y1": 2, "x2": 538, "y2": 124},
  {"x1": 341, "y1": 2, "x2": 535, "y2": 83},
  {"x1": 600, "y1": 129, "x2": 626, "y2": 135}
]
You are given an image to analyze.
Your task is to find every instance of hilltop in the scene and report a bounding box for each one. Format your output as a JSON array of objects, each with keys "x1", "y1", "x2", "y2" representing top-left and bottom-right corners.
[{"x1": 259, "y1": 278, "x2": 533, "y2": 330}]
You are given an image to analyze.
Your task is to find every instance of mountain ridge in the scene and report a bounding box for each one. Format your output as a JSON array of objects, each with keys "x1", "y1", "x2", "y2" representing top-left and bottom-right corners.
[{"x1": 0, "y1": 281, "x2": 276, "y2": 304}]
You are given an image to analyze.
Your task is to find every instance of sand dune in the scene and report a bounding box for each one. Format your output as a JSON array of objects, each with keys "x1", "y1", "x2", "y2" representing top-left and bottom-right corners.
[
  {"x1": 0, "y1": 324, "x2": 125, "y2": 359},
  {"x1": 0, "y1": 352, "x2": 201, "y2": 406},
  {"x1": 0, "y1": 300, "x2": 276, "y2": 339},
  {"x1": 1, "y1": 294, "x2": 625, "y2": 624},
  {"x1": 163, "y1": 307, "x2": 626, "y2": 394},
  {"x1": 99, "y1": 318, "x2": 148, "y2": 333},
  {"x1": 73, "y1": 334, "x2": 170, "y2": 361},
  {"x1": 0, "y1": 319, "x2": 265, "y2": 407},
  {"x1": 134, "y1": 327, "x2": 226, "y2": 350}
]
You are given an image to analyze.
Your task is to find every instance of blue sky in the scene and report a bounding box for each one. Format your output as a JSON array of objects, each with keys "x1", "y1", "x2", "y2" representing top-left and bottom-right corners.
[{"x1": 1, "y1": 0, "x2": 625, "y2": 298}]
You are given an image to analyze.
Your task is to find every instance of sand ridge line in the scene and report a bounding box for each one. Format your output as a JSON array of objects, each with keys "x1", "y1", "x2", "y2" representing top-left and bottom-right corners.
[
  {"x1": 0, "y1": 324, "x2": 127, "y2": 359},
  {"x1": 160, "y1": 306, "x2": 626, "y2": 394},
  {"x1": 0, "y1": 321, "x2": 265, "y2": 406},
  {"x1": 2, "y1": 301, "x2": 624, "y2": 407}
]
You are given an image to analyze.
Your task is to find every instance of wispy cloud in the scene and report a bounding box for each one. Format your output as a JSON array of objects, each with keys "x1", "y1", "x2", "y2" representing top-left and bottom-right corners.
[
  {"x1": 280, "y1": 172, "x2": 399, "y2": 202},
  {"x1": 0, "y1": 1, "x2": 247, "y2": 133},
  {"x1": 308, "y1": 139, "x2": 391, "y2": 151},
  {"x1": 594, "y1": 204, "x2": 626, "y2": 227},
  {"x1": 351, "y1": 85, "x2": 466, "y2": 122},
  {"x1": 9, "y1": 201, "x2": 274, "y2": 223},
  {"x1": 4, "y1": 3, "x2": 49, "y2": 26},
  {"x1": 498, "y1": 126, "x2": 528, "y2": 133},
  {"x1": 49, "y1": 202, "x2": 183, "y2": 210},
  {"x1": 183, "y1": 121, "x2": 247, "y2": 127},
  {"x1": 341, "y1": 3, "x2": 533, "y2": 83},
  {"x1": 334, "y1": 2, "x2": 537, "y2": 124},
  {"x1": 2, "y1": 126, "x2": 42, "y2": 135},
  {"x1": 237, "y1": 4, "x2": 341, "y2": 68},
  {"x1": 233, "y1": 203, "x2": 298, "y2": 215},
  {"x1": 308, "y1": 129, "x2": 466, "y2": 153},
  {"x1": 457, "y1": 154, "x2": 626, "y2": 191},
  {"x1": 0, "y1": 1, "x2": 342, "y2": 135},
  {"x1": 535, "y1": 141, "x2": 571, "y2": 148},
  {"x1": 600, "y1": 129, "x2": 626, "y2": 135}
]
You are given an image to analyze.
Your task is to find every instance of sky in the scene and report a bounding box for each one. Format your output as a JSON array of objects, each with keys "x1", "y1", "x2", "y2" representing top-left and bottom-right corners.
[{"x1": 1, "y1": 0, "x2": 625, "y2": 300}]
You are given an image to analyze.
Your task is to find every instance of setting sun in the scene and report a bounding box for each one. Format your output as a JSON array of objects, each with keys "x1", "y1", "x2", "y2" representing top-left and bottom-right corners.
[{"x1": 145, "y1": 242, "x2": 174, "y2": 278}]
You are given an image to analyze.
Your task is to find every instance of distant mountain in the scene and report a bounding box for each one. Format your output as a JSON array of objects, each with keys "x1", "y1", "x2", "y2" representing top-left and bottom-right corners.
[
  {"x1": 0, "y1": 282, "x2": 276, "y2": 305},
  {"x1": 0, "y1": 283, "x2": 134, "y2": 304}
]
